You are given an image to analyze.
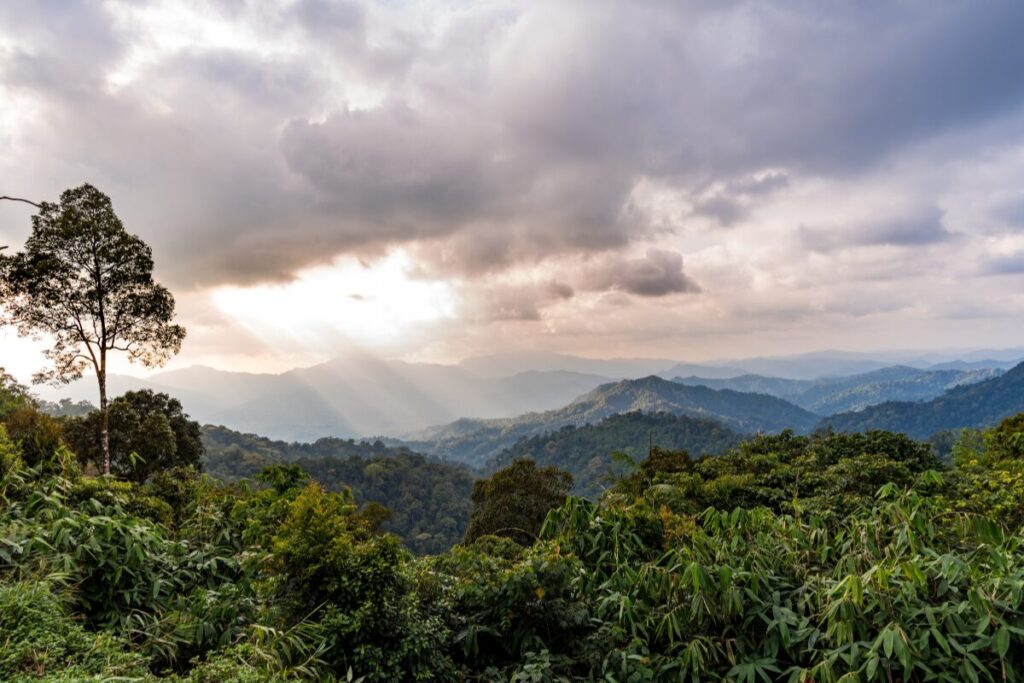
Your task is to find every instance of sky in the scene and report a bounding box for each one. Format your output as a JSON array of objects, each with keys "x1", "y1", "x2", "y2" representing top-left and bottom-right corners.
[{"x1": 3, "y1": 0, "x2": 1024, "y2": 380}]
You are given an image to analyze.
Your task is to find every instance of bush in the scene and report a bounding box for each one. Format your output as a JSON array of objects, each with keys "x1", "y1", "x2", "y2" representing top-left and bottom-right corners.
[
  {"x1": 4, "y1": 405, "x2": 64, "y2": 469},
  {"x1": 271, "y1": 483, "x2": 456, "y2": 680},
  {"x1": 0, "y1": 580, "x2": 147, "y2": 681}
]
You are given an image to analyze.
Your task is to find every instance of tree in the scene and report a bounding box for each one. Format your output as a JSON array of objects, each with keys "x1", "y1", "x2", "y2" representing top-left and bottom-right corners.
[
  {"x1": 0, "y1": 185, "x2": 185, "y2": 475},
  {"x1": 63, "y1": 390, "x2": 203, "y2": 482},
  {"x1": 465, "y1": 459, "x2": 573, "y2": 546},
  {"x1": 0, "y1": 368, "x2": 34, "y2": 421},
  {"x1": 4, "y1": 405, "x2": 64, "y2": 469}
]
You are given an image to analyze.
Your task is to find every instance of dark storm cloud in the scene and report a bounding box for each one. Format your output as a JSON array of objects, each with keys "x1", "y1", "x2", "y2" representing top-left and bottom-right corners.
[{"x1": 3, "y1": 0, "x2": 1024, "y2": 291}]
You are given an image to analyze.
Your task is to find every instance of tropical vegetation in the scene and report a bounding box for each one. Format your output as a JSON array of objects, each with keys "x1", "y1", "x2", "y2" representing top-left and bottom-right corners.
[{"x1": 4, "y1": 363, "x2": 1024, "y2": 680}]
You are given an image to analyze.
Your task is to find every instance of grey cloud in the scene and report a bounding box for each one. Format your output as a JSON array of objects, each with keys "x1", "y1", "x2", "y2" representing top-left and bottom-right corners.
[
  {"x1": 730, "y1": 173, "x2": 790, "y2": 196},
  {"x1": 692, "y1": 195, "x2": 746, "y2": 227},
  {"x1": 461, "y1": 281, "x2": 574, "y2": 322},
  {"x1": 291, "y1": 0, "x2": 365, "y2": 35},
  {"x1": 981, "y1": 252, "x2": 1024, "y2": 275},
  {"x1": 3, "y1": 0, "x2": 1024, "y2": 292},
  {"x1": 992, "y1": 194, "x2": 1024, "y2": 228},
  {"x1": 800, "y1": 207, "x2": 952, "y2": 253},
  {"x1": 583, "y1": 248, "x2": 700, "y2": 297},
  {"x1": 280, "y1": 102, "x2": 644, "y2": 276},
  {"x1": 689, "y1": 173, "x2": 788, "y2": 227}
]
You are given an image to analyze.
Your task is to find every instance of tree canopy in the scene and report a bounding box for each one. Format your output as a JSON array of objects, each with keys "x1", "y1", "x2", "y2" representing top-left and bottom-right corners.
[
  {"x1": 63, "y1": 389, "x2": 204, "y2": 482},
  {"x1": 464, "y1": 458, "x2": 572, "y2": 545},
  {"x1": 0, "y1": 184, "x2": 185, "y2": 474}
]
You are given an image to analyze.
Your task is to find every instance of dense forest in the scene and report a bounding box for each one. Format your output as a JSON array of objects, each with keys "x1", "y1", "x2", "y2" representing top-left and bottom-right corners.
[
  {"x1": 824, "y1": 362, "x2": 1024, "y2": 437},
  {"x1": 203, "y1": 425, "x2": 474, "y2": 554},
  {"x1": 5, "y1": 383, "x2": 1024, "y2": 680},
  {"x1": 399, "y1": 375, "x2": 819, "y2": 466},
  {"x1": 492, "y1": 411, "x2": 741, "y2": 497}
]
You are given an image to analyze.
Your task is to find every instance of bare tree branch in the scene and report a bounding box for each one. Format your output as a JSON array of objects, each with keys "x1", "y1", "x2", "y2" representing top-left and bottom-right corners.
[{"x1": 0, "y1": 195, "x2": 43, "y2": 209}]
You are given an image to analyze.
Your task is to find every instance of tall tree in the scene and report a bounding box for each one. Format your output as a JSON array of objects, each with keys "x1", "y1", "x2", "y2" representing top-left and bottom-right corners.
[
  {"x1": 0, "y1": 184, "x2": 185, "y2": 475},
  {"x1": 63, "y1": 389, "x2": 204, "y2": 482},
  {"x1": 465, "y1": 459, "x2": 573, "y2": 545}
]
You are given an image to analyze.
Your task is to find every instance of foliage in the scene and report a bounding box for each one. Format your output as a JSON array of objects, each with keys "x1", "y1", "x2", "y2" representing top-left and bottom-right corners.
[
  {"x1": 4, "y1": 404, "x2": 65, "y2": 468},
  {"x1": 0, "y1": 183, "x2": 186, "y2": 474},
  {"x1": 4, "y1": 402, "x2": 1024, "y2": 681},
  {"x1": 271, "y1": 483, "x2": 456, "y2": 680},
  {"x1": 38, "y1": 396, "x2": 95, "y2": 417},
  {"x1": 493, "y1": 411, "x2": 740, "y2": 497},
  {"x1": 64, "y1": 389, "x2": 205, "y2": 481},
  {"x1": 465, "y1": 459, "x2": 573, "y2": 546},
  {"x1": 0, "y1": 366, "x2": 34, "y2": 420},
  {"x1": 205, "y1": 424, "x2": 473, "y2": 554},
  {"x1": 609, "y1": 429, "x2": 940, "y2": 519},
  {"x1": 0, "y1": 580, "x2": 148, "y2": 681}
]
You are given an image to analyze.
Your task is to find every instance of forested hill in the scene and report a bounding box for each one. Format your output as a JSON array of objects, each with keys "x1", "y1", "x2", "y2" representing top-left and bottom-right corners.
[
  {"x1": 822, "y1": 361, "x2": 1024, "y2": 438},
  {"x1": 399, "y1": 375, "x2": 817, "y2": 466},
  {"x1": 674, "y1": 365, "x2": 1001, "y2": 415},
  {"x1": 492, "y1": 411, "x2": 742, "y2": 497},
  {"x1": 202, "y1": 424, "x2": 424, "y2": 464},
  {"x1": 202, "y1": 425, "x2": 474, "y2": 554}
]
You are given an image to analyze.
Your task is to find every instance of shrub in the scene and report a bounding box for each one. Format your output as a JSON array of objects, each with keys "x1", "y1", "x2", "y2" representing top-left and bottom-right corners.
[{"x1": 0, "y1": 580, "x2": 147, "y2": 681}]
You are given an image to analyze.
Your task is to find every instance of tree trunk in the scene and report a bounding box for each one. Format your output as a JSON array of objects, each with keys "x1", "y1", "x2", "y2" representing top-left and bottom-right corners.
[{"x1": 98, "y1": 370, "x2": 110, "y2": 476}]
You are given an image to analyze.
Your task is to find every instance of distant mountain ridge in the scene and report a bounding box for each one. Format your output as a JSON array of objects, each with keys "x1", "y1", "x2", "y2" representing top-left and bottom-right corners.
[
  {"x1": 29, "y1": 348, "x2": 1023, "y2": 442},
  {"x1": 822, "y1": 361, "x2": 1024, "y2": 438},
  {"x1": 674, "y1": 366, "x2": 1001, "y2": 415},
  {"x1": 397, "y1": 375, "x2": 818, "y2": 466},
  {"x1": 34, "y1": 358, "x2": 614, "y2": 441},
  {"x1": 491, "y1": 411, "x2": 742, "y2": 497}
]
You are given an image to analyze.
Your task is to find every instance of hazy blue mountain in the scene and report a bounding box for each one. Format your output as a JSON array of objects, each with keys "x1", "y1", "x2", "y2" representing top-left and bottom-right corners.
[
  {"x1": 821, "y1": 362, "x2": 1024, "y2": 438},
  {"x1": 655, "y1": 362, "x2": 747, "y2": 379},
  {"x1": 458, "y1": 351, "x2": 685, "y2": 379},
  {"x1": 398, "y1": 375, "x2": 818, "y2": 466},
  {"x1": 31, "y1": 349, "x2": 1022, "y2": 442},
  {"x1": 458, "y1": 349, "x2": 1021, "y2": 384},
  {"x1": 34, "y1": 358, "x2": 612, "y2": 441},
  {"x1": 491, "y1": 411, "x2": 742, "y2": 497},
  {"x1": 675, "y1": 366, "x2": 1001, "y2": 414},
  {"x1": 704, "y1": 349, "x2": 1022, "y2": 380},
  {"x1": 926, "y1": 359, "x2": 1021, "y2": 371}
]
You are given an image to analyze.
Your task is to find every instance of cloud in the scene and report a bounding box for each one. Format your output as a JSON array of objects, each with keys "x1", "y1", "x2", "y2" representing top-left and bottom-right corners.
[
  {"x1": 800, "y1": 206, "x2": 952, "y2": 252},
  {"x1": 692, "y1": 195, "x2": 747, "y2": 227},
  {"x1": 730, "y1": 173, "x2": 790, "y2": 196},
  {"x1": 4, "y1": 1, "x2": 1023, "y2": 290},
  {"x1": 582, "y1": 248, "x2": 701, "y2": 297},
  {"x1": 981, "y1": 252, "x2": 1024, "y2": 275},
  {"x1": 992, "y1": 194, "x2": 1024, "y2": 229},
  {"x1": 3, "y1": 0, "x2": 1024, "y2": 365},
  {"x1": 461, "y1": 280, "x2": 574, "y2": 322}
]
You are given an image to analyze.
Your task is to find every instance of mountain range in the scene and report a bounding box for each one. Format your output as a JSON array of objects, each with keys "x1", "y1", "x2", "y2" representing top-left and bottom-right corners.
[
  {"x1": 34, "y1": 357, "x2": 614, "y2": 441},
  {"x1": 674, "y1": 366, "x2": 1001, "y2": 415},
  {"x1": 822, "y1": 362, "x2": 1024, "y2": 438},
  {"x1": 30, "y1": 349, "x2": 1023, "y2": 443},
  {"x1": 396, "y1": 375, "x2": 819, "y2": 466}
]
